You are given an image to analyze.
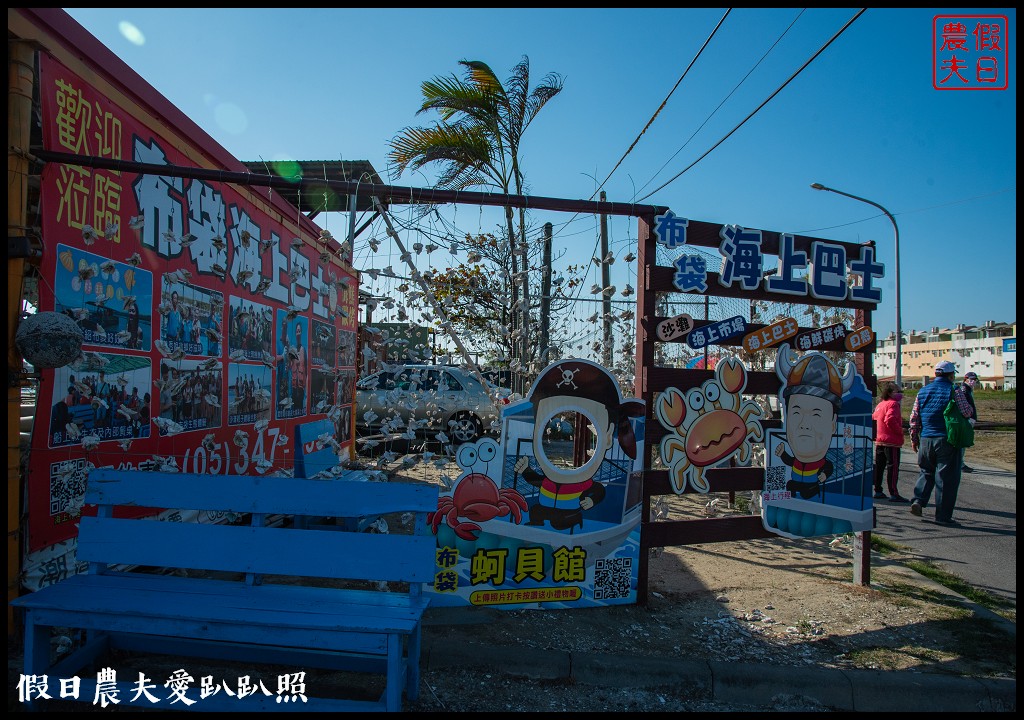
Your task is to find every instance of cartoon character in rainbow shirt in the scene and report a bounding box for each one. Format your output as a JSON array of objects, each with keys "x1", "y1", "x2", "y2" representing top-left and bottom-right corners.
[
  {"x1": 512, "y1": 360, "x2": 643, "y2": 531},
  {"x1": 773, "y1": 344, "x2": 854, "y2": 500}
]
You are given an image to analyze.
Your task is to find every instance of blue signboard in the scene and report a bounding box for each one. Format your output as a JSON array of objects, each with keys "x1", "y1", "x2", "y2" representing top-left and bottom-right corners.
[
  {"x1": 686, "y1": 315, "x2": 747, "y2": 350},
  {"x1": 293, "y1": 418, "x2": 338, "y2": 479}
]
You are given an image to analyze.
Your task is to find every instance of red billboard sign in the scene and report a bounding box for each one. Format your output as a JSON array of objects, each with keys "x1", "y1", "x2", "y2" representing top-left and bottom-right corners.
[{"x1": 28, "y1": 54, "x2": 357, "y2": 551}]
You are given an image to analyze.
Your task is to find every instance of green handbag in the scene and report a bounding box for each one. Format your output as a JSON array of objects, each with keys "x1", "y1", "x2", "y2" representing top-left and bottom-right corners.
[{"x1": 944, "y1": 385, "x2": 975, "y2": 448}]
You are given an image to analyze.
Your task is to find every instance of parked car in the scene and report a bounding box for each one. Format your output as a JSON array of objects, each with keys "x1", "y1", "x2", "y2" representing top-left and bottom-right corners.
[{"x1": 356, "y1": 365, "x2": 502, "y2": 445}]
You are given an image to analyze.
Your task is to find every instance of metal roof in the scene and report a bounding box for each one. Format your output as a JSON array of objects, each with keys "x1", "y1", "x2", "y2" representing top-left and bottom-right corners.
[{"x1": 238, "y1": 160, "x2": 385, "y2": 215}]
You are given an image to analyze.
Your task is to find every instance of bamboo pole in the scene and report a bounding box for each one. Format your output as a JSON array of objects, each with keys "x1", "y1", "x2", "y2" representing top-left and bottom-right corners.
[{"x1": 8, "y1": 39, "x2": 36, "y2": 634}]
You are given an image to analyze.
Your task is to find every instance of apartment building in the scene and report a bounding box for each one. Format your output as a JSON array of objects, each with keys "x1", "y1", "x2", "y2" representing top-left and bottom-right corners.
[
  {"x1": 1003, "y1": 336, "x2": 1016, "y2": 389},
  {"x1": 875, "y1": 321, "x2": 1016, "y2": 389}
]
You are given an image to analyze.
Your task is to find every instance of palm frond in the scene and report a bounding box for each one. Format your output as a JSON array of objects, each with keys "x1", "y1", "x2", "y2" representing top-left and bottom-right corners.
[
  {"x1": 436, "y1": 163, "x2": 495, "y2": 193},
  {"x1": 504, "y1": 56, "x2": 531, "y2": 120},
  {"x1": 387, "y1": 123, "x2": 492, "y2": 177},
  {"x1": 459, "y1": 60, "x2": 506, "y2": 99},
  {"x1": 420, "y1": 75, "x2": 496, "y2": 125},
  {"x1": 524, "y1": 75, "x2": 564, "y2": 130}
]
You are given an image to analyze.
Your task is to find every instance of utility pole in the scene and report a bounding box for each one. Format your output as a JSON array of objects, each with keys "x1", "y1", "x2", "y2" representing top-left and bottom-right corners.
[
  {"x1": 540, "y1": 222, "x2": 552, "y2": 365},
  {"x1": 600, "y1": 191, "x2": 613, "y2": 368}
]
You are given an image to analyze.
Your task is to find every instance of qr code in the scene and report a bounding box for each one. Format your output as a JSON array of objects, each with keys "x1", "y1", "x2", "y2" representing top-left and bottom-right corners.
[
  {"x1": 766, "y1": 465, "x2": 787, "y2": 492},
  {"x1": 49, "y1": 459, "x2": 88, "y2": 516},
  {"x1": 593, "y1": 557, "x2": 632, "y2": 600}
]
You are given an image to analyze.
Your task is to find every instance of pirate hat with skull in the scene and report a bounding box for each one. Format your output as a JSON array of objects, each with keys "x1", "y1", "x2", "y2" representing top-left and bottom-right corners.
[{"x1": 529, "y1": 359, "x2": 645, "y2": 458}]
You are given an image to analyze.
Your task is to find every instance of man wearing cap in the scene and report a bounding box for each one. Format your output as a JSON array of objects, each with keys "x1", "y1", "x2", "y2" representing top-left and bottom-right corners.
[
  {"x1": 908, "y1": 360, "x2": 975, "y2": 526},
  {"x1": 961, "y1": 372, "x2": 980, "y2": 473}
]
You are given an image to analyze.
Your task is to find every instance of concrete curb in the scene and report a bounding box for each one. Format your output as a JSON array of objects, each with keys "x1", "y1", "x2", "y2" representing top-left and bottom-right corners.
[{"x1": 421, "y1": 639, "x2": 1017, "y2": 712}]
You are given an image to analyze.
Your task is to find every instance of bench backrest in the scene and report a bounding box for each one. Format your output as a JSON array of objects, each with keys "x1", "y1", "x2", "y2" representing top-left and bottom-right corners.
[{"x1": 79, "y1": 469, "x2": 438, "y2": 586}]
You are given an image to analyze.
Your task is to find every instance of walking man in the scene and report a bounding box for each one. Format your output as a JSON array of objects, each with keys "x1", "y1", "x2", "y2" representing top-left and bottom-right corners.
[{"x1": 909, "y1": 360, "x2": 975, "y2": 527}]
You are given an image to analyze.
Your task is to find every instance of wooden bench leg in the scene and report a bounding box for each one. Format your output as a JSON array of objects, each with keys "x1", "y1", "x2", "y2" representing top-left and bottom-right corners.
[
  {"x1": 385, "y1": 633, "x2": 401, "y2": 711},
  {"x1": 23, "y1": 616, "x2": 50, "y2": 675},
  {"x1": 20, "y1": 617, "x2": 50, "y2": 711},
  {"x1": 406, "y1": 625, "x2": 421, "y2": 702}
]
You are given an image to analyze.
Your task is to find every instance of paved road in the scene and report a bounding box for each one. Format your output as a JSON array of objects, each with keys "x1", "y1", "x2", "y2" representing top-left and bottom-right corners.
[{"x1": 871, "y1": 449, "x2": 1016, "y2": 603}]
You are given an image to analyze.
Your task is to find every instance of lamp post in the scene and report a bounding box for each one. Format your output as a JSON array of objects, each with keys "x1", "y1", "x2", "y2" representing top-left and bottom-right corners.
[{"x1": 810, "y1": 183, "x2": 901, "y2": 388}]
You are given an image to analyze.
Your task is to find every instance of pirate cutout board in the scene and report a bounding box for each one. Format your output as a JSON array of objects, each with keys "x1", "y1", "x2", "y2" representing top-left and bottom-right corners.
[
  {"x1": 426, "y1": 359, "x2": 645, "y2": 609},
  {"x1": 762, "y1": 343, "x2": 874, "y2": 539}
]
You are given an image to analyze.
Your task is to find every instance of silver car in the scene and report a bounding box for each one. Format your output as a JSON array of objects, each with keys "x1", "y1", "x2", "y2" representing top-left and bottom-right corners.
[{"x1": 356, "y1": 364, "x2": 502, "y2": 445}]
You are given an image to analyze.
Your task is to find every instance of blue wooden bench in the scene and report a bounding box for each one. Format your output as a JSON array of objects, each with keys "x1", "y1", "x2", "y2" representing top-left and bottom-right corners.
[{"x1": 11, "y1": 469, "x2": 438, "y2": 711}]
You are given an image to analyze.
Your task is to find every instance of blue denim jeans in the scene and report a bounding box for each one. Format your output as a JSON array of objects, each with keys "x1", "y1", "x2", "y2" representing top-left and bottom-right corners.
[{"x1": 913, "y1": 436, "x2": 964, "y2": 522}]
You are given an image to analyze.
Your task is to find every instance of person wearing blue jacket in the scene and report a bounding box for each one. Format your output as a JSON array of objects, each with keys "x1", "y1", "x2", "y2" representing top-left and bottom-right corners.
[{"x1": 908, "y1": 360, "x2": 974, "y2": 527}]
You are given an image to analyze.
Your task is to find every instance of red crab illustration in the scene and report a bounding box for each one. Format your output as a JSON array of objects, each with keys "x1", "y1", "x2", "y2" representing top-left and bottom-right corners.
[{"x1": 429, "y1": 473, "x2": 529, "y2": 540}]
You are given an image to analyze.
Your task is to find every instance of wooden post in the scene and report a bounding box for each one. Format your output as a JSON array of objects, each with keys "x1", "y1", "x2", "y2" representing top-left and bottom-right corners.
[
  {"x1": 634, "y1": 213, "x2": 657, "y2": 605},
  {"x1": 853, "y1": 530, "x2": 871, "y2": 586},
  {"x1": 852, "y1": 294, "x2": 874, "y2": 586},
  {"x1": 8, "y1": 38, "x2": 36, "y2": 633},
  {"x1": 599, "y1": 191, "x2": 612, "y2": 368}
]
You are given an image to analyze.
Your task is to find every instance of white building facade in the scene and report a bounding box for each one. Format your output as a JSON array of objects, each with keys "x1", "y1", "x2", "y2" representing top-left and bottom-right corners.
[{"x1": 874, "y1": 321, "x2": 1015, "y2": 389}]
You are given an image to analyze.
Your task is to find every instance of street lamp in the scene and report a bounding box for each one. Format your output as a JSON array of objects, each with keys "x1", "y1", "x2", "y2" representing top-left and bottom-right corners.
[{"x1": 810, "y1": 183, "x2": 901, "y2": 388}]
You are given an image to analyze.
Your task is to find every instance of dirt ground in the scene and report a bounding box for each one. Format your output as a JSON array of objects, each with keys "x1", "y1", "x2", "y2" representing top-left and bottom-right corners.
[
  {"x1": 391, "y1": 390, "x2": 1018, "y2": 698},
  {"x1": 382, "y1": 435, "x2": 1016, "y2": 712},
  {"x1": 11, "y1": 395, "x2": 1014, "y2": 712}
]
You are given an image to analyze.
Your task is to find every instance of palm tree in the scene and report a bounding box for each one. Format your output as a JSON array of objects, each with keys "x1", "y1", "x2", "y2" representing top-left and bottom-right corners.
[{"x1": 388, "y1": 56, "x2": 563, "y2": 370}]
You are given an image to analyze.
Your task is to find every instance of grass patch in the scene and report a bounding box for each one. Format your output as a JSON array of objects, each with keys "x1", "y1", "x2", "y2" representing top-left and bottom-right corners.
[
  {"x1": 948, "y1": 618, "x2": 1018, "y2": 673},
  {"x1": 875, "y1": 579, "x2": 973, "y2": 613},
  {"x1": 903, "y1": 559, "x2": 1016, "y2": 612},
  {"x1": 870, "y1": 534, "x2": 1015, "y2": 615},
  {"x1": 870, "y1": 535, "x2": 910, "y2": 556},
  {"x1": 844, "y1": 645, "x2": 953, "y2": 671}
]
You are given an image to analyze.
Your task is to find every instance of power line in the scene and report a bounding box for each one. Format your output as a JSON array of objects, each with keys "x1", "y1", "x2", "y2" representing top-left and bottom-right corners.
[
  {"x1": 793, "y1": 186, "x2": 1017, "y2": 234},
  {"x1": 636, "y1": 8, "x2": 867, "y2": 203},
  {"x1": 634, "y1": 9, "x2": 805, "y2": 200},
  {"x1": 588, "y1": 8, "x2": 732, "y2": 203},
  {"x1": 545, "y1": 10, "x2": 735, "y2": 314}
]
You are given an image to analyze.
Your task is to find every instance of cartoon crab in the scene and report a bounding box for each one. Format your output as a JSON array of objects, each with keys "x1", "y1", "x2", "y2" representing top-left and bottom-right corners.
[
  {"x1": 429, "y1": 438, "x2": 528, "y2": 540},
  {"x1": 656, "y1": 356, "x2": 764, "y2": 494}
]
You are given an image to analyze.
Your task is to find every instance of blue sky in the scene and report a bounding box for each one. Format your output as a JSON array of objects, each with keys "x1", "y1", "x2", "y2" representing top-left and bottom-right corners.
[{"x1": 65, "y1": 8, "x2": 1016, "y2": 344}]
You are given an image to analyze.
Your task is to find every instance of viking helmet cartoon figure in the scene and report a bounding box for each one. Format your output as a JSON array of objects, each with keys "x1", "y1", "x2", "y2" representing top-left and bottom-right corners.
[
  {"x1": 777, "y1": 343, "x2": 855, "y2": 414},
  {"x1": 773, "y1": 343, "x2": 855, "y2": 500}
]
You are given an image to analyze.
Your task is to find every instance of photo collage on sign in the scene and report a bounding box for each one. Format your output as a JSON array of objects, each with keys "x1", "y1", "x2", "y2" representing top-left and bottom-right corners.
[
  {"x1": 275, "y1": 310, "x2": 309, "y2": 420},
  {"x1": 227, "y1": 296, "x2": 273, "y2": 362},
  {"x1": 156, "y1": 277, "x2": 224, "y2": 358},
  {"x1": 224, "y1": 296, "x2": 274, "y2": 425},
  {"x1": 337, "y1": 330, "x2": 357, "y2": 367},
  {"x1": 55, "y1": 244, "x2": 153, "y2": 352},
  {"x1": 227, "y1": 361, "x2": 272, "y2": 426},
  {"x1": 310, "y1": 320, "x2": 337, "y2": 415},
  {"x1": 48, "y1": 353, "x2": 153, "y2": 448},
  {"x1": 153, "y1": 275, "x2": 226, "y2": 437},
  {"x1": 26, "y1": 49, "x2": 361, "y2": 557},
  {"x1": 155, "y1": 358, "x2": 223, "y2": 434}
]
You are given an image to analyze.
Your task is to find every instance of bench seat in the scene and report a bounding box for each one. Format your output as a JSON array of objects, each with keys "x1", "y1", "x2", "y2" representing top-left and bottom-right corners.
[{"x1": 11, "y1": 469, "x2": 439, "y2": 712}]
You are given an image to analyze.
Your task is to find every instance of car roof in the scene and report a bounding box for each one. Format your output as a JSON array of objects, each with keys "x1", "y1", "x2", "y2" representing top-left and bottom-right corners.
[{"x1": 365, "y1": 364, "x2": 476, "y2": 377}]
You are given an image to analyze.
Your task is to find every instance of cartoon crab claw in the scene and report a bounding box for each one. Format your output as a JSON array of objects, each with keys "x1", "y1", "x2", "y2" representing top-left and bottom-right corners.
[
  {"x1": 504, "y1": 490, "x2": 529, "y2": 516},
  {"x1": 428, "y1": 506, "x2": 481, "y2": 541},
  {"x1": 657, "y1": 388, "x2": 687, "y2": 429},
  {"x1": 661, "y1": 435, "x2": 687, "y2": 465},
  {"x1": 667, "y1": 462, "x2": 688, "y2": 494},
  {"x1": 718, "y1": 357, "x2": 746, "y2": 394},
  {"x1": 451, "y1": 522, "x2": 482, "y2": 541},
  {"x1": 688, "y1": 472, "x2": 711, "y2": 494}
]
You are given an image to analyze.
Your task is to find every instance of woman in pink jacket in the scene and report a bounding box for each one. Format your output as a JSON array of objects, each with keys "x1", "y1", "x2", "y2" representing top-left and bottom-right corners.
[{"x1": 872, "y1": 382, "x2": 907, "y2": 501}]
